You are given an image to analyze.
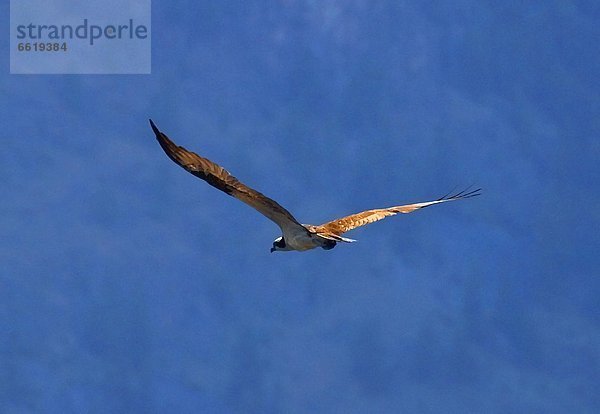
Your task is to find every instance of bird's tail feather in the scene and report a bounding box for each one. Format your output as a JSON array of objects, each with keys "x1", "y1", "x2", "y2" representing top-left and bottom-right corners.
[{"x1": 316, "y1": 233, "x2": 356, "y2": 243}]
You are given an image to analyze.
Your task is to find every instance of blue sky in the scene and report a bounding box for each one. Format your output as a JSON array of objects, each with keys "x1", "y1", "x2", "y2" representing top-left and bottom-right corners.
[{"x1": 1, "y1": 1, "x2": 599, "y2": 413}]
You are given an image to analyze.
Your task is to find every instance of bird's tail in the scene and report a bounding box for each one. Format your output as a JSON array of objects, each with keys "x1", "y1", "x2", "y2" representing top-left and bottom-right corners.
[{"x1": 316, "y1": 232, "x2": 356, "y2": 243}]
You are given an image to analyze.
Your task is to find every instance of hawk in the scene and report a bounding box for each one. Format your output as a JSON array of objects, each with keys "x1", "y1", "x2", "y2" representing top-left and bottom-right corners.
[{"x1": 150, "y1": 120, "x2": 480, "y2": 252}]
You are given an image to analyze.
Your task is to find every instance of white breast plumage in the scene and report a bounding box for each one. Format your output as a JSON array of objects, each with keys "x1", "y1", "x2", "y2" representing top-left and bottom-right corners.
[{"x1": 279, "y1": 230, "x2": 318, "y2": 251}]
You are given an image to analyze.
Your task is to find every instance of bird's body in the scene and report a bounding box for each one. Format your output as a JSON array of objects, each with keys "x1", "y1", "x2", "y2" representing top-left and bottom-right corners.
[
  {"x1": 149, "y1": 119, "x2": 480, "y2": 253},
  {"x1": 279, "y1": 231, "x2": 326, "y2": 252}
]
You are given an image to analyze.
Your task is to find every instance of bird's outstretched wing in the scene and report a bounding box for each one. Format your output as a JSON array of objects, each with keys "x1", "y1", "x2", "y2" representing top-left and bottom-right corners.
[
  {"x1": 150, "y1": 119, "x2": 307, "y2": 235},
  {"x1": 315, "y1": 188, "x2": 481, "y2": 236}
]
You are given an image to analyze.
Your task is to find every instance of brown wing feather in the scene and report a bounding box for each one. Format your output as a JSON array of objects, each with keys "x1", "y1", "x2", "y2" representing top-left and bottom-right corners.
[
  {"x1": 150, "y1": 119, "x2": 306, "y2": 233},
  {"x1": 316, "y1": 188, "x2": 481, "y2": 235}
]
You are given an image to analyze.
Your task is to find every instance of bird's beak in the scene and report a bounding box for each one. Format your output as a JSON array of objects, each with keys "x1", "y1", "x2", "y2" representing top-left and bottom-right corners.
[{"x1": 270, "y1": 247, "x2": 275, "y2": 253}]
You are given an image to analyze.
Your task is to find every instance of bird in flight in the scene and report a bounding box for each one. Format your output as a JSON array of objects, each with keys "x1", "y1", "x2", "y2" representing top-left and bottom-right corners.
[{"x1": 150, "y1": 120, "x2": 480, "y2": 253}]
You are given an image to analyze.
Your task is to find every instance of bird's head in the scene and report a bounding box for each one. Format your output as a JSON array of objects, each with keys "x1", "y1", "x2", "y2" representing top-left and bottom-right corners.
[{"x1": 270, "y1": 236, "x2": 289, "y2": 253}]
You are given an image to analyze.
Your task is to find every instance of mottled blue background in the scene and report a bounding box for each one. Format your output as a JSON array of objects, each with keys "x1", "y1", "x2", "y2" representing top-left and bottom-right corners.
[{"x1": 2, "y1": 1, "x2": 599, "y2": 413}]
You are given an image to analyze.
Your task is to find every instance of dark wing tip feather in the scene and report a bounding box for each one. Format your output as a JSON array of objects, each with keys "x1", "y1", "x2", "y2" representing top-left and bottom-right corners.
[
  {"x1": 441, "y1": 186, "x2": 482, "y2": 201},
  {"x1": 436, "y1": 185, "x2": 459, "y2": 202},
  {"x1": 149, "y1": 119, "x2": 168, "y2": 146},
  {"x1": 149, "y1": 119, "x2": 188, "y2": 165},
  {"x1": 149, "y1": 118, "x2": 159, "y2": 135}
]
